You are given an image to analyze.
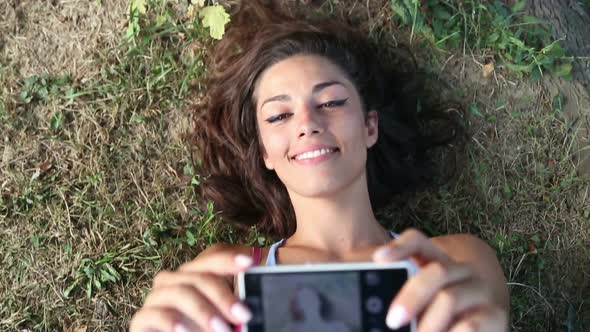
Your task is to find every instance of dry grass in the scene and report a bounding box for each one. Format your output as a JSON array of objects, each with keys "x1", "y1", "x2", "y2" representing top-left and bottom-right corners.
[{"x1": 1, "y1": 0, "x2": 589, "y2": 331}]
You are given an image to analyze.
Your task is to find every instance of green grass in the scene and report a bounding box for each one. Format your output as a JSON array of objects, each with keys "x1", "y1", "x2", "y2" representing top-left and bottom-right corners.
[
  {"x1": 0, "y1": 0, "x2": 589, "y2": 331},
  {"x1": 390, "y1": 0, "x2": 573, "y2": 79}
]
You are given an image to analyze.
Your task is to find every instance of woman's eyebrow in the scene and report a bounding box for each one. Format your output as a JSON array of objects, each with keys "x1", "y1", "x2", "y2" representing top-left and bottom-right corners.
[
  {"x1": 260, "y1": 80, "x2": 345, "y2": 110},
  {"x1": 312, "y1": 80, "x2": 344, "y2": 94},
  {"x1": 260, "y1": 94, "x2": 291, "y2": 110}
]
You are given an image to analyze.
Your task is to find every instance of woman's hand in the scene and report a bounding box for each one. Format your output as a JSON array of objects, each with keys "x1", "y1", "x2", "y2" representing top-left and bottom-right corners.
[
  {"x1": 129, "y1": 244, "x2": 254, "y2": 332},
  {"x1": 372, "y1": 229, "x2": 509, "y2": 332}
]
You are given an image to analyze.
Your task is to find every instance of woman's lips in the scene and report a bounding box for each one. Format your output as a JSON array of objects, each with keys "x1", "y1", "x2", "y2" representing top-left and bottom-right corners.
[{"x1": 292, "y1": 149, "x2": 339, "y2": 166}]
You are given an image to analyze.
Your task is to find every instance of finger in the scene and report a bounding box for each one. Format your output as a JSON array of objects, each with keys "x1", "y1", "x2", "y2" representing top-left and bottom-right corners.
[
  {"x1": 384, "y1": 262, "x2": 475, "y2": 330},
  {"x1": 449, "y1": 306, "x2": 508, "y2": 332},
  {"x1": 179, "y1": 251, "x2": 253, "y2": 275},
  {"x1": 373, "y1": 228, "x2": 451, "y2": 266},
  {"x1": 129, "y1": 306, "x2": 196, "y2": 332},
  {"x1": 153, "y1": 271, "x2": 252, "y2": 325},
  {"x1": 144, "y1": 285, "x2": 233, "y2": 332},
  {"x1": 417, "y1": 280, "x2": 491, "y2": 332}
]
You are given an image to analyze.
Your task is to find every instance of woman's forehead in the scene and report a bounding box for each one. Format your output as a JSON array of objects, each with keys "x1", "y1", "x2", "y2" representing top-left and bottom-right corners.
[{"x1": 255, "y1": 54, "x2": 352, "y2": 98}]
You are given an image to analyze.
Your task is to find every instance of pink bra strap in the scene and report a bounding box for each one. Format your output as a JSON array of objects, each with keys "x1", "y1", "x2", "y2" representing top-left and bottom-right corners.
[{"x1": 251, "y1": 246, "x2": 262, "y2": 266}]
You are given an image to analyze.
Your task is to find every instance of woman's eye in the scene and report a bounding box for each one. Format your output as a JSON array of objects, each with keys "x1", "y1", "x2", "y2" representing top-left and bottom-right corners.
[
  {"x1": 265, "y1": 99, "x2": 348, "y2": 123},
  {"x1": 266, "y1": 113, "x2": 291, "y2": 123},
  {"x1": 318, "y1": 98, "x2": 348, "y2": 109}
]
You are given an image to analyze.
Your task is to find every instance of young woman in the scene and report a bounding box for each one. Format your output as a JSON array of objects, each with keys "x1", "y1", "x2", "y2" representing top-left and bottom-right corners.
[{"x1": 129, "y1": 2, "x2": 509, "y2": 332}]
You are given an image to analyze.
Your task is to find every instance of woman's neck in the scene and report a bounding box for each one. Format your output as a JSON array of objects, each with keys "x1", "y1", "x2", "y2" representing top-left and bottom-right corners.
[{"x1": 285, "y1": 175, "x2": 392, "y2": 253}]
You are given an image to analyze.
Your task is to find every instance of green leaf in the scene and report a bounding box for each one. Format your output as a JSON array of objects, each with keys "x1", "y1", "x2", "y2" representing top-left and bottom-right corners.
[
  {"x1": 86, "y1": 280, "x2": 92, "y2": 298},
  {"x1": 555, "y1": 63, "x2": 573, "y2": 78},
  {"x1": 126, "y1": 19, "x2": 140, "y2": 40},
  {"x1": 186, "y1": 230, "x2": 196, "y2": 246},
  {"x1": 508, "y1": 36, "x2": 526, "y2": 49},
  {"x1": 511, "y1": 0, "x2": 526, "y2": 13},
  {"x1": 183, "y1": 163, "x2": 194, "y2": 176},
  {"x1": 530, "y1": 65, "x2": 543, "y2": 81},
  {"x1": 541, "y1": 42, "x2": 566, "y2": 58},
  {"x1": 522, "y1": 15, "x2": 544, "y2": 25},
  {"x1": 130, "y1": 115, "x2": 146, "y2": 123},
  {"x1": 32, "y1": 235, "x2": 41, "y2": 248},
  {"x1": 391, "y1": 0, "x2": 412, "y2": 25},
  {"x1": 470, "y1": 102, "x2": 483, "y2": 117},
  {"x1": 50, "y1": 112, "x2": 62, "y2": 130},
  {"x1": 104, "y1": 263, "x2": 121, "y2": 280},
  {"x1": 24, "y1": 76, "x2": 37, "y2": 87},
  {"x1": 487, "y1": 32, "x2": 500, "y2": 44},
  {"x1": 19, "y1": 90, "x2": 31, "y2": 103},
  {"x1": 63, "y1": 243, "x2": 72, "y2": 255},
  {"x1": 199, "y1": 5, "x2": 230, "y2": 40},
  {"x1": 504, "y1": 63, "x2": 533, "y2": 73},
  {"x1": 63, "y1": 279, "x2": 79, "y2": 298},
  {"x1": 83, "y1": 263, "x2": 94, "y2": 279},
  {"x1": 127, "y1": 0, "x2": 145, "y2": 40},
  {"x1": 431, "y1": 5, "x2": 452, "y2": 20},
  {"x1": 38, "y1": 86, "x2": 49, "y2": 101},
  {"x1": 503, "y1": 183, "x2": 513, "y2": 199},
  {"x1": 100, "y1": 269, "x2": 116, "y2": 283},
  {"x1": 552, "y1": 94, "x2": 564, "y2": 112},
  {"x1": 156, "y1": 15, "x2": 167, "y2": 26},
  {"x1": 191, "y1": 176, "x2": 200, "y2": 185},
  {"x1": 130, "y1": 0, "x2": 147, "y2": 15}
]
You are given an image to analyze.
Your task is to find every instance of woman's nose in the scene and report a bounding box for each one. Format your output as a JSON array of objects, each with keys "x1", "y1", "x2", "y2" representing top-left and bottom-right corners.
[{"x1": 296, "y1": 103, "x2": 323, "y2": 138}]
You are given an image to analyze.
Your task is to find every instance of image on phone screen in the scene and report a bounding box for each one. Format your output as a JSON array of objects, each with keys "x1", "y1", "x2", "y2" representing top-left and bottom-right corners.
[{"x1": 242, "y1": 268, "x2": 410, "y2": 332}]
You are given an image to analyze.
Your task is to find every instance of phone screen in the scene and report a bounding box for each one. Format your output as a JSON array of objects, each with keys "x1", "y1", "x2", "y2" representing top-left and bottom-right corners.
[{"x1": 242, "y1": 268, "x2": 410, "y2": 332}]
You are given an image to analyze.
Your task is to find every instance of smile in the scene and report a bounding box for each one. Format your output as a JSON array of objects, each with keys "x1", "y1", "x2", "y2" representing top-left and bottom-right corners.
[
  {"x1": 294, "y1": 148, "x2": 338, "y2": 160},
  {"x1": 292, "y1": 148, "x2": 339, "y2": 165}
]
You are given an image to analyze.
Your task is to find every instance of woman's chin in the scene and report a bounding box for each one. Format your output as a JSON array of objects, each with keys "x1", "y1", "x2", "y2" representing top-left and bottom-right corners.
[{"x1": 290, "y1": 184, "x2": 346, "y2": 198}]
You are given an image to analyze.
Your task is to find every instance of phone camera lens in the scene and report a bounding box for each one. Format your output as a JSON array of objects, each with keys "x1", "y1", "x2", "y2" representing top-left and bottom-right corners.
[{"x1": 365, "y1": 296, "x2": 383, "y2": 314}]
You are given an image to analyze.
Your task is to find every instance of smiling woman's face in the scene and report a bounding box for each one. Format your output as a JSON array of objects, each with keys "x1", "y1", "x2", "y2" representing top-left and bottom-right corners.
[{"x1": 255, "y1": 55, "x2": 378, "y2": 198}]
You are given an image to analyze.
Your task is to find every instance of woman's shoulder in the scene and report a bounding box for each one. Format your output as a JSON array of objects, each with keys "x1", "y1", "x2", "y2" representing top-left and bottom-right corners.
[
  {"x1": 201, "y1": 241, "x2": 276, "y2": 264},
  {"x1": 199, "y1": 242, "x2": 253, "y2": 258}
]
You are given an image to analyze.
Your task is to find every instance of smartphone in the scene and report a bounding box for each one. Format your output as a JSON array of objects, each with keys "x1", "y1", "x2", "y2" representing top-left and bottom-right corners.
[{"x1": 237, "y1": 261, "x2": 417, "y2": 332}]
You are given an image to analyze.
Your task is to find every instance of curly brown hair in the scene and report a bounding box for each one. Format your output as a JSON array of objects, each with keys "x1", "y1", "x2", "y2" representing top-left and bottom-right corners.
[{"x1": 190, "y1": 1, "x2": 461, "y2": 238}]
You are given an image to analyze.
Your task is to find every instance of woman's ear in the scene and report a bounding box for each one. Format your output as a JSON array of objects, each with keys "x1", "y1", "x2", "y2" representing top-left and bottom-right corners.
[{"x1": 366, "y1": 110, "x2": 379, "y2": 148}]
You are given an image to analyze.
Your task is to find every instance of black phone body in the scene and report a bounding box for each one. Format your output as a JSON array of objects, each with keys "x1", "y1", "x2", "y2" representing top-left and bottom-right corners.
[{"x1": 237, "y1": 261, "x2": 417, "y2": 332}]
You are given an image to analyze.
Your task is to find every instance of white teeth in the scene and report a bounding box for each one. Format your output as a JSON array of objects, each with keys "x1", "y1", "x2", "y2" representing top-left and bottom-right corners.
[{"x1": 294, "y1": 148, "x2": 336, "y2": 160}]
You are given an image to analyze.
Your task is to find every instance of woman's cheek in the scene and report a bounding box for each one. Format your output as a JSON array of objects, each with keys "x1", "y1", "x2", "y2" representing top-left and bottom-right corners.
[{"x1": 263, "y1": 130, "x2": 290, "y2": 162}]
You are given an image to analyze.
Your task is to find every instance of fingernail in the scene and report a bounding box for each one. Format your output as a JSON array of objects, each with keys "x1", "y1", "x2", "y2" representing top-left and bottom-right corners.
[
  {"x1": 235, "y1": 254, "x2": 253, "y2": 268},
  {"x1": 210, "y1": 316, "x2": 232, "y2": 332},
  {"x1": 386, "y1": 305, "x2": 408, "y2": 330},
  {"x1": 173, "y1": 324, "x2": 191, "y2": 332},
  {"x1": 372, "y1": 246, "x2": 392, "y2": 261},
  {"x1": 231, "y1": 302, "x2": 253, "y2": 323}
]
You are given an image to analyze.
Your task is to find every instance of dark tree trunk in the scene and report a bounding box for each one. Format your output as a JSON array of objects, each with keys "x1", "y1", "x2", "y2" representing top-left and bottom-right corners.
[
  {"x1": 524, "y1": 1, "x2": 590, "y2": 175},
  {"x1": 527, "y1": 0, "x2": 590, "y2": 89}
]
